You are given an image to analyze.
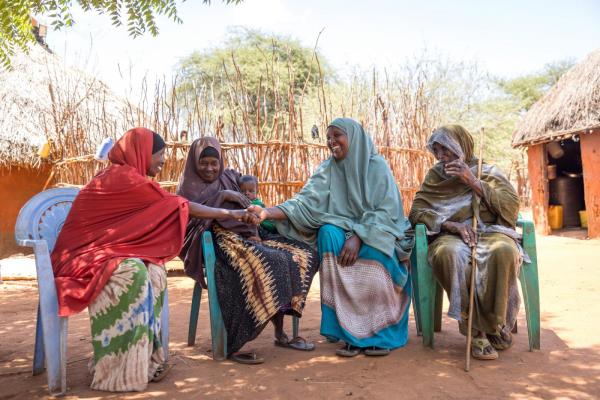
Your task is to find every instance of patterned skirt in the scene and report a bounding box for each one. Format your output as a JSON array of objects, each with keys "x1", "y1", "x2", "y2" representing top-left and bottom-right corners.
[
  {"x1": 88, "y1": 258, "x2": 166, "y2": 392},
  {"x1": 213, "y1": 225, "x2": 319, "y2": 355},
  {"x1": 317, "y1": 224, "x2": 412, "y2": 350}
]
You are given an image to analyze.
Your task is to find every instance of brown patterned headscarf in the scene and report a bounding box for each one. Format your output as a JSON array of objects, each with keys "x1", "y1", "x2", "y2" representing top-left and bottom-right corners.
[
  {"x1": 176, "y1": 137, "x2": 233, "y2": 203},
  {"x1": 177, "y1": 137, "x2": 257, "y2": 284},
  {"x1": 427, "y1": 125, "x2": 475, "y2": 163}
]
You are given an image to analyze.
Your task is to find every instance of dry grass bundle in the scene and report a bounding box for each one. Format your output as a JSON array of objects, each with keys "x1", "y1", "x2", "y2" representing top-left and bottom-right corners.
[
  {"x1": 0, "y1": 44, "x2": 143, "y2": 169},
  {"x1": 512, "y1": 49, "x2": 600, "y2": 147}
]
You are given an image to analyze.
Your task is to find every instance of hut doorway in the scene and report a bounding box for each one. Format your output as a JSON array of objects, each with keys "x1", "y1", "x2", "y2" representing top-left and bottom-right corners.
[{"x1": 547, "y1": 138, "x2": 587, "y2": 237}]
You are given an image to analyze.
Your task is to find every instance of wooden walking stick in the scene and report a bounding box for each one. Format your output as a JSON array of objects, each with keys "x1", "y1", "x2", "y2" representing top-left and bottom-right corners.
[{"x1": 465, "y1": 127, "x2": 485, "y2": 372}]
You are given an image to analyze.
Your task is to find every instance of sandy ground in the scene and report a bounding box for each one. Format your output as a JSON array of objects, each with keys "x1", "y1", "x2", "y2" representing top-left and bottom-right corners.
[{"x1": 1, "y1": 233, "x2": 600, "y2": 400}]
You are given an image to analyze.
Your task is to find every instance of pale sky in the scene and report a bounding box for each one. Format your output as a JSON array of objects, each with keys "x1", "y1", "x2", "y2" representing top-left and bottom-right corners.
[{"x1": 42, "y1": 0, "x2": 600, "y2": 97}]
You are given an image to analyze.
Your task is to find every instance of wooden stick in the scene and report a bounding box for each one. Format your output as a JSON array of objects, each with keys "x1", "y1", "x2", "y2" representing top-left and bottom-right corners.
[{"x1": 465, "y1": 127, "x2": 485, "y2": 372}]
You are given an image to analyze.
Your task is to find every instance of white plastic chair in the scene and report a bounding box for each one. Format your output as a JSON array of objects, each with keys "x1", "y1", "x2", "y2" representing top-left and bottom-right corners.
[{"x1": 14, "y1": 187, "x2": 169, "y2": 395}]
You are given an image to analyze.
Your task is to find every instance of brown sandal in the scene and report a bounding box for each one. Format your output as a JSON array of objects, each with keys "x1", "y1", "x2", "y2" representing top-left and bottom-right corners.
[
  {"x1": 151, "y1": 363, "x2": 173, "y2": 382},
  {"x1": 335, "y1": 344, "x2": 361, "y2": 357},
  {"x1": 228, "y1": 352, "x2": 265, "y2": 365},
  {"x1": 487, "y1": 327, "x2": 513, "y2": 350},
  {"x1": 275, "y1": 336, "x2": 315, "y2": 351},
  {"x1": 471, "y1": 337, "x2": 498, "y2": 360}
]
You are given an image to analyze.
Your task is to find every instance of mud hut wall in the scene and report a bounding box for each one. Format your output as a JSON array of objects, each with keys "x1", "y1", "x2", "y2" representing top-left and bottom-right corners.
[
  {"x1": 580, "y1": 131, "x2": 600, "y2": 238},
  {"x1": 0, "y1": 165, "x2": 53, "y2": 257},
  {"x1": 527, "y1": 144, "x2": 551, "y2": 235}
]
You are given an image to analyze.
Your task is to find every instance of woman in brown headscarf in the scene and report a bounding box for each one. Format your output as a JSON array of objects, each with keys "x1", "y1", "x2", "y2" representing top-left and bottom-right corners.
[
  {"x1": 409, "y1": 125, "x2": 523, "y2": 361},
  {"x1": 177, "y1": 137, "x2": 319, "y2": 364}
]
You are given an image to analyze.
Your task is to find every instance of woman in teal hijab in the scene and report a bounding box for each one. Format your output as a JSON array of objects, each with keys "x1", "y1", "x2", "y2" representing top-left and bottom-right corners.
[{"x1": 251, "y1": 118, "x2": 413, "y2": 357}]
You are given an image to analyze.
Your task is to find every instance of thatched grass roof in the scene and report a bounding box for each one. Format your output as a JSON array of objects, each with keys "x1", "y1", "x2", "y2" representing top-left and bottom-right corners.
[
  {"x1": 0, "y1": 44, "x2": 139, "y2": 168},
  {"x1": 512, "y1": 49, "x2": 600, "y2": 147}
]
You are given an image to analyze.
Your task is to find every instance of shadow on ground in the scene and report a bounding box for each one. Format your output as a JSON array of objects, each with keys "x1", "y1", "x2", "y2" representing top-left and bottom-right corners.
[{"x1": 1, "y1": 276, "x2": 599, "y2": 400}]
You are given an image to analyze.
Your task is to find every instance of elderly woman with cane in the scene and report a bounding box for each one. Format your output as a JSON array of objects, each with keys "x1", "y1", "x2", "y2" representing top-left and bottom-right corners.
[{"x1": 409, "y1": 125, "x2": 523, "y2": 362}]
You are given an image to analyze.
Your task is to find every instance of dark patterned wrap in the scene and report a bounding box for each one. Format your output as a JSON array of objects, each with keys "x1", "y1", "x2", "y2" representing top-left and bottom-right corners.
[
  {"x1": 178, "y1": 137, "x2": 319, "y2": 354},
  {"x1": 213, "y1": 226, "x2": 319, "y2": 355}
]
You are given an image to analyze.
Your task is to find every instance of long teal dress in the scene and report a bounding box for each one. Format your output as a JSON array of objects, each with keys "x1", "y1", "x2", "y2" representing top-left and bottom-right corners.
[
  {"x1": 275, "y1": 118, "x2": 414, "y2": 349},
  {"x1": 318, "y1": 225, "x2": 411, "y2": 348}
]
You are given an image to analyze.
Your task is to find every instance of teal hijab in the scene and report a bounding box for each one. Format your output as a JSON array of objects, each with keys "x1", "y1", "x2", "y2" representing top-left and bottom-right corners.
[{"x1": 276, "y1": 118, "x2": 413, "y2": 261}]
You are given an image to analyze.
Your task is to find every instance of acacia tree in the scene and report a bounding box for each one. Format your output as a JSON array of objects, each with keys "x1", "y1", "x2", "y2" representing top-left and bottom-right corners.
[
  {"x1": 470, "y1": 60, "x2": 575, "y2": 175},
  {"x1": 0, "y1": 0, "x2": 243, "y2": 68},
  {"x1": 497, "y1": 59, "x2": 575, "y2": 111},
  {"x1": 175, "y1": 27, "x2": 331, "y2": 138}
]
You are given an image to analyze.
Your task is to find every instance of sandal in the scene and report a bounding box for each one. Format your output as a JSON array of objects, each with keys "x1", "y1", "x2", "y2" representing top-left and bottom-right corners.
[
  {"x1": 228, "y1": 352, "x2": 265, "y2": 365},
  {"x1": 325, "y1": 336, "x2": 340, "y2": 344},
  {"x1": 275, "y1": 336, "x2": 315, "y2": 351},
  {"x1": 487, "y1": 326, "x2": 513, "y2": 351},
  {"x1": 364, "y1": 347, "x2": 390, "y2": 357},
  {"x1": 471, "y1": 337, "x2": 498, "y2": 360},
  {"x1": 151, "y1": 363, "x2": 173, "y2": 382},
  {"x1": 335, "y1": 344, "x2": 361, "y2": 357}
]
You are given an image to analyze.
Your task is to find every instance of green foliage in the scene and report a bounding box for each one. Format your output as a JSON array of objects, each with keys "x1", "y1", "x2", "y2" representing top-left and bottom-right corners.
[
  {"x1": 176, "y1": 27, "x2": 329, "y2": 119},
  {"x1": 423, "y1": 57, "x2": 575, "y2": 175},
  {"x1": 497, "y1": 59, "x2": 575, "y2": 110},
  {"x1": 0, "y1": 0, "x2": 244, "y2": 69}
]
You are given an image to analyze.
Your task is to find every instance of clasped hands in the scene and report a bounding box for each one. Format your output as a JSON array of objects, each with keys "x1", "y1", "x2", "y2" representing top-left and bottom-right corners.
[
  {"x1": 221, "y1": 190, "x2": 266, "y2": 225},
  {"x1": 240, "y1": 204, "x2": 361, "y2": 266}
]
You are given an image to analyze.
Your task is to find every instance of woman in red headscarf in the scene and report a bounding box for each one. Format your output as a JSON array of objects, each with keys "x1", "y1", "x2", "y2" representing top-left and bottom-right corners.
[{"x1": 51, "y1": 128, "x2": 255, "y2": 392}]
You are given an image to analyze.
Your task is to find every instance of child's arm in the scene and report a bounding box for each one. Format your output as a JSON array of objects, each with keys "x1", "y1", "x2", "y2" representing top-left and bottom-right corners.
[
  {"x1": 251, "y1": 198, "x2": 266, "y2": 208},
  {"x1": 252, "y1": 198, "x2": 277, "y2": 232}
]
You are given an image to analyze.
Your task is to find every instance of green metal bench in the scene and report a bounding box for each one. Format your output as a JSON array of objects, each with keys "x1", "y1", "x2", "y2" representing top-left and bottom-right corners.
[
  {"x1": 187, "y1": 231, "x2": 299, "y2": 360},
  {"x1": 410, "y1": 220, "x2": 540, "y2": 351}
]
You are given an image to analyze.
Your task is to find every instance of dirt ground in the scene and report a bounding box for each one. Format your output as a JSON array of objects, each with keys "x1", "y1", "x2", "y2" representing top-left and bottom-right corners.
[{"x1": 1, "y1": 233, "x2": 599, "y2": 400}]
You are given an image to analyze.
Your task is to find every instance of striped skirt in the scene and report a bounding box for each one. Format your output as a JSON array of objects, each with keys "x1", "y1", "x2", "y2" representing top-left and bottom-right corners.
[{"x1": 318, "y1": 224, "x2": 412, "y2": 350}]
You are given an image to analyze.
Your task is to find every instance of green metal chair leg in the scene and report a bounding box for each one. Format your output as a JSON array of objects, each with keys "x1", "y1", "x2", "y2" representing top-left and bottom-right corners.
[
  {"x1": 410, "y1": 257, "x2": 423, "y2": 336},
  {"x1": 518, "y1": 220, "x2": 541, "y2": 351},
  {"x1": 434, "y1": 283, "x2": 443, "y2": 333},
  {"x1": 203, "y1": 231, "x2": 228, "y2": 360},
  {"x1": 187, "y1": 281, "x2": 202, "y2": 346},
  {"x1": 413, "y1": 224, "x2": 436, "y2": 348}
]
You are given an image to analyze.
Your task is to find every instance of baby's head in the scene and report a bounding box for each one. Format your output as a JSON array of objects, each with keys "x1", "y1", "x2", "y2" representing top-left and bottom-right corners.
[{"x1": 238, "y1": 175, "x2": 258, "y2": 200}]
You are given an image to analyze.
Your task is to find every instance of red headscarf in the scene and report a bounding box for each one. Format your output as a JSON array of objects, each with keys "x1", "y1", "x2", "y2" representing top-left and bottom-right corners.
[{"x1": 51, "y1": 128, "x2": 189, "y2": 316}]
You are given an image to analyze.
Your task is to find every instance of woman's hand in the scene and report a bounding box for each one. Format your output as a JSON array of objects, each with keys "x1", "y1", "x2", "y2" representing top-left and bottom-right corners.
[
  {"x1": 230, "y1": 210, "x2": 260, "y2": 225},
  {"x1": 247, "y1": 204, "x2": 268, "y2": 223},
  {"x1": 220, "y1": 190, "x2": 251, "y2": 208},
  {"x1": 444, "y1": 160, "x2": 485, "y2": 197},
  {"x1": 339, "y1": 235, "x2": 361, "y2": 266},
  {"x1": 442, "y1": 221, "x2": 477, "y2": 247},
  {"x1": 188, "y1": 202, "x2": 259, "y2": 223},
  {"x1": 444, "y1": 160, "x2": 476, "y2": 185},
  {"x1": 247, "y1": 205, "x2": 289, "y2": 223}
]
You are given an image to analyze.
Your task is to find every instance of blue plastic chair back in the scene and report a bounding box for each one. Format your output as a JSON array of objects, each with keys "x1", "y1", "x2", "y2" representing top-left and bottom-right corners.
[{"x1": 15, "y1": 187, "x2": 79, "y2": 251}]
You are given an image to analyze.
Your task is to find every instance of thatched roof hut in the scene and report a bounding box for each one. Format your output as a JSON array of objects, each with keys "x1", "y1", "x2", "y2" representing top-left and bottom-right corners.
[
  {"x1": 0, "y1": 44, "x2": 143, "y2": 168},
  {"x1": 512, "y1": 49, "x2": 600, "y2": 147},
  {"x1": 0, "y1": 43, "x2": 141, "y2": 257},
  {"x1": 511, "y1": 49, "x2": 600, "y2": 238}
]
